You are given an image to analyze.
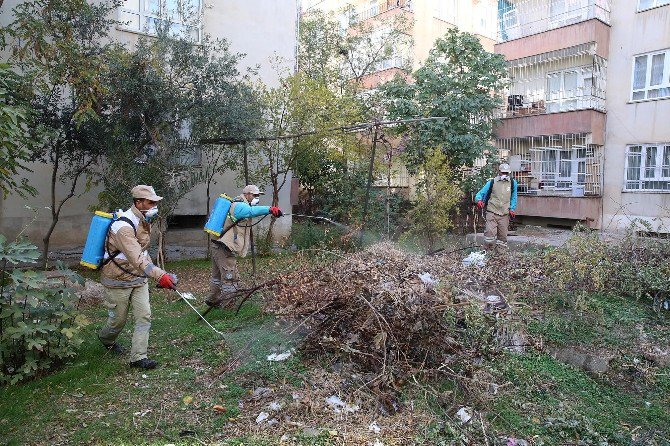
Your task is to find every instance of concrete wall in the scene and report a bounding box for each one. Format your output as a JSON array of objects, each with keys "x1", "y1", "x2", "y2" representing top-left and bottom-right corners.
[
  {"x1": 602, "y1": 3, "x2": 670, "y2": 232},
  {"x1": 0, "y1": 0, "x2": 297, "y2": 251}
]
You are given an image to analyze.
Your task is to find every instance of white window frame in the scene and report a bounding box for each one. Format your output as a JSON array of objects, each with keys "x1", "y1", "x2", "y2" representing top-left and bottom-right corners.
[
  {"x1": 549, "y1": 0, "x2": 589, "y2": 28},
  {"x1": 545, "y1": 65, "x2": 595, "y2": 112},
  {"x1": 532, "y1": 146, "x2": 586, "y2": 189},
  {"x1": 637, "y1": 0, "x2": 670, "y2": 12},
  {"x1": 117, "y1": 0, "x2": 202, "y2": 42},
  {"x1": 631, "y1": 49, "x2": 670, "y2": 102},
  {"x1": 434, "y1": 0, "x2": 456, "y2": 24},
  {"x1": 624, "y1": 144, "x2": 670, "y2": 191}
]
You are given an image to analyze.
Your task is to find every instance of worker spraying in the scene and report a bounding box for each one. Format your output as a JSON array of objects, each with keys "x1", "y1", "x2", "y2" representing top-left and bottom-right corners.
[
  {"x1": 97, "y1": 185, "x2": 179, "y2": 370},
  {"x1": 204, "y1": 185, "x2": 283, "y2": 309},
  {"x1": 475, "y1": 163, "x2": 518, "y2": 253}
]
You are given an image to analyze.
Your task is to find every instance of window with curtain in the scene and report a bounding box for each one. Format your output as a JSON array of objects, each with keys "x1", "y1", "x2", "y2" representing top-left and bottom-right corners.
[
  {"x1": 625, "y1": 144, "x2": 670, "y2": 191},
  {"x1": 632, "y1": 49, "x2": 670, "y2": 101}
]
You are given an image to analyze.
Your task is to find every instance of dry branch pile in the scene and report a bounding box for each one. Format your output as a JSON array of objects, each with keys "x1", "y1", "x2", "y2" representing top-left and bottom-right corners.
[{"x1": 272, "y1": 243, "x2": 528, "y2": 399}]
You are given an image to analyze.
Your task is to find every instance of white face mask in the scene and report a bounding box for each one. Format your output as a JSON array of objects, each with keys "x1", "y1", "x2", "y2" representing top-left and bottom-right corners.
[
  {"x1": 250, "y1": 198, "x2": 260, "y2": 206},
  {"x1": 500, "y1": 174, "x2": 509, "y2": 181},
  {"x1": 143, "y1": 206, "x2": 159, "y2": 222}
]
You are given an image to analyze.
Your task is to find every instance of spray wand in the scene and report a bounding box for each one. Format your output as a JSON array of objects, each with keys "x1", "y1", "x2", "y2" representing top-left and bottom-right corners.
[{"x1": 173, "y1": 288, "x2": 225, "y2": 337}]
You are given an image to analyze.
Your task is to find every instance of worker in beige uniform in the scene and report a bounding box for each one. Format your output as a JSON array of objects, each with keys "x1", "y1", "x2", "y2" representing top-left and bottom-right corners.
[
  {"x1": 475, "y1": 163, "x2": 518, "y2": 251},
  {"x1": 98, "y1": 185, "x2": 179, "y2": 370},
  {"x1": 206, "y1": 185, "x2": 282, "y2": 309}
]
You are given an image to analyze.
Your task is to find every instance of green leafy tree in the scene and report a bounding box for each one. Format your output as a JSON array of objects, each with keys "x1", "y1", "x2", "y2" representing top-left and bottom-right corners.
[
  {"x1": 97, "y1": 28, "x2": 258, "y2": 265},
  {"x1": 382, "y1": 28, "x2": 508, "y2": 173},
  {"x1": 248, "y1": 67, "x2": 363, "y2": 241},
  {"x1": 0, "y1": 64, "x2": 37, "y2": 198},
  {"x1": 2, "y1": 0, "x2": 123, "y2": 268},
  {"x1": 401, "y1": 149, "x2": 462, "y2": 253}
]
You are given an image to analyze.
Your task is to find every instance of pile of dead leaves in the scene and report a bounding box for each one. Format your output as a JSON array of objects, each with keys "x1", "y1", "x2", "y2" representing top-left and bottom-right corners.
[{"x1": 271, "y1": 243, "x2": 529, "y2": 401}]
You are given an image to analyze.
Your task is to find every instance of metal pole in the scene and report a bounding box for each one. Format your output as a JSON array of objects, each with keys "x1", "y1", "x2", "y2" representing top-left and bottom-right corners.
[
  {"x1": 243, "y1": 143, "x2": 257, "y2": 276},
  {"x1": 360, "y1": 124, "x2": 378, "y2": 244}
]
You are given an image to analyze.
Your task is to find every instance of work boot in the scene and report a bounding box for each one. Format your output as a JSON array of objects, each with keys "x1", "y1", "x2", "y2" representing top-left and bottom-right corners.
[
  {"x1": 205, "y1": 284, "x2": 219, "y2": 307},
  {"x1": 130, "y1": 358, "x2": 158, "y2": 369},
  {"x1": 102, "y1": 342, "x2": 125, "y2": 355}
]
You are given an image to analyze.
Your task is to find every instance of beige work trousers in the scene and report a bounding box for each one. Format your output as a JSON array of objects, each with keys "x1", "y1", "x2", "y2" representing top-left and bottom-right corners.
[
  {"x1": 207, "y1": 242, "x2": 239, "y2": 306},
  {"x1": 484, "y1": 211, "x2": 509, "y2": 249},
  {"x1": 98, "y1": 283, "x2": 151, "y2": 362}
]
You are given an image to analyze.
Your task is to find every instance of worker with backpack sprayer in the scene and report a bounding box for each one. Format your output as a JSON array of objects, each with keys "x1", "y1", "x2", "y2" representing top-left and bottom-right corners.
[
  {"x1": 205, "y1": 185, "x2": 283, "y2": 310},
  {"x1": 97, "y1": 185, "x2": 179, "y2": 370},
  {"x1": 475, "y1": 163, "x2": 518, "y2": 252}
]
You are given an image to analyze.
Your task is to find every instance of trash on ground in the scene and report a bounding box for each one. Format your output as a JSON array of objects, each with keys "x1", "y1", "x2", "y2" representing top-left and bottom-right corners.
[
  {"x1": 456, "y1": 407, "x2": 472, "y2": 424},
  {"x1": 462, "y1": 251, "x2": 486, "y2": 267},
  {"x1": 368, "y1": 420, "x2": 381, "y2": 434},
  {"x1": 267, "y1": 350, "x2": 293, "y2": 361},
  {"x1": 255, "y1": 411, "x2": 270, "y2": 424},
  {"x1": 325, "y1": 395, "x2": 359, "y2": 413}
]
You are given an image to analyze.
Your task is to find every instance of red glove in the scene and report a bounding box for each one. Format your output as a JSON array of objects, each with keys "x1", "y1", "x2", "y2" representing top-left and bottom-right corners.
[
  {"x1": 509, "y1": 210, "x2": 516, "y2": 218},
  {"x1": 158, "y1": 273, "x2": 178, "y2": 290},
  {"x1": 269, "y1": 206, "x2": 283, "y2": 217},
  {"x1": 476, "y1": 200, "x2": 484, "y2": 209}
]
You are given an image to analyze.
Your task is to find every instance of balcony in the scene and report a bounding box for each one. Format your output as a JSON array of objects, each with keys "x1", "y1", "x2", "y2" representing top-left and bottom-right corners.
[
  {"x1": 497, "y1": 43, "x2": 607, "y2": 119},
  {"x1": 496, "y1": 133, "x2": 603, "y2": 200},
  {"x1": 353, "y1": 0, "x2": 413, "y2": 23},
  {"x1": 497, "y1": 0, "x2": 610, "y2": 43}
]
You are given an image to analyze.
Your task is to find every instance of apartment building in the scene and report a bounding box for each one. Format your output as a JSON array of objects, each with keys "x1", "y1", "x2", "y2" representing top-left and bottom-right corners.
[
  {"x1": 494, "y1": 0, "x2": 670, "y2": 232},
  {"x1": 0, "y1": 0, "x2": 297, "y2": 249},
  {"x1": 602, "y1": 1, "x2": 670, "y2": 232}
]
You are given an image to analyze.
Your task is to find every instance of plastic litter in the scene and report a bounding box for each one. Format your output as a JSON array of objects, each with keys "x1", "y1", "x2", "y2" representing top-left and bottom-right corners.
[
  {"x1": 267, "y1": 350, "x2": 293, "y2": 361},
  {"x1": 418, "y1": 272, "x2": 438, "y2": 288},
  {"x1": 268, "y1": 401, "x2": 283, "y2": 411},
  {"x1": 462, "y1": 251, "x2": 487, "y2": 267},
  {"x1": 325, "y1": 395, "x2": 359, "y2": 413},
  {"x1": 256, "y1": 412, "x2": 270, "y2": 424},
  {"x1": 456, "y1": 407, "x2": 472, "y2": 424},
  {"x1": 368, "y1": 420, "x2": 381, "y2": 434}
]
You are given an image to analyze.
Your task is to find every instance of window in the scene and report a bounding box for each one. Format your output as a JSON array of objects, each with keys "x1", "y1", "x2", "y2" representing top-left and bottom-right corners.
[
  {"x1": 118, "y1": 0, "x2": 201, "y2": 41},
  {"x1": 533, "y1": 146, "x2": 587, "y2": 189},
  {"x1": 549, "y1": 0, "x2": 589, "y2": 27},
  {"x1": 546, "y1": 66, "x2": 596, "y2": 112},
  {"x1": 631, "y1": 49, "x2": 670, "y2": 101},
  {"x1": 474, "y1": 0, "x2": 497, "y2": 40},
  {"x1": 434, "y1": 0, "x2": 456, "y2": 23},
  {"x1": 625, "y1": 144, "x2": 670, "y2": 191},
  {"x1": 638, "y1": 0, "x2": 670, "y2": 11}
]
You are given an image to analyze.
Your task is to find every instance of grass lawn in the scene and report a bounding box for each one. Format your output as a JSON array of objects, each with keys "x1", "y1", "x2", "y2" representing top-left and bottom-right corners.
[{"x1": 2, "y1": 252, "x2": 670, "y2": 445}]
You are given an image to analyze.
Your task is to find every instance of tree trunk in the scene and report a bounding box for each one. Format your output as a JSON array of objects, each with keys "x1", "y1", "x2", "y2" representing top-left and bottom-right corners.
[{"x1": 41, "y1": 149, "x2": 60, "y2": 270}]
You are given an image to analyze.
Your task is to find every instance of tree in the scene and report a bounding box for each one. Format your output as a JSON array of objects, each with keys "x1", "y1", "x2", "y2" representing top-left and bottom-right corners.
[
  {"x1": 2, "y1": 0, "x2": 123, "y2": 268},
  {"x1": 248, "y1": 67, "x2": 363, "y2": 241},
  {"x1": 97, "y1": 28, "x2": 258, "y2": 266},
  {"x1": 382, "y1": 28, "x2": 508, "y2": 172},
  {"x1": 0, "y1": 64, "x2": 37, "y2": 198},
  {"x1": 401, "y1": 149, "x2": 462, "y2": 253}
]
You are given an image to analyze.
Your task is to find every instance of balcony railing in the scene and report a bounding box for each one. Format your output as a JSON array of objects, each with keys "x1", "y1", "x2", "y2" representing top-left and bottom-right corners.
[
  {"x1": 497, "y1": 0, "x2": 610, "y2": 43},
  {"x1": 353, "y1": 0, "x2": 412, "y2": 23},
  {"x1": 496, "y1": 133, "x2": 603, "y2": 196},
  {"x1": 496, "y1": 43, "x2": 607, "y2": 118}
]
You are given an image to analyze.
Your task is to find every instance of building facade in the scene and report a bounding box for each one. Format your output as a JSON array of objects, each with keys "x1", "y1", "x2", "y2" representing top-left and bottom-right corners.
[
  {"x1": 602, "y1": 1, "x2": 670, "y2": 232},
  {"x1": 0, "y1": 0, "x2": 297, "y2": 252},
  {"x1": 494, "y1": 0, "x2": 670, "y2": 232}
]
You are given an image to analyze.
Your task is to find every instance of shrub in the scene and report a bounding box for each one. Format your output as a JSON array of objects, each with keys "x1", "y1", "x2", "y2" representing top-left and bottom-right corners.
[{"x1": 0, "y1": 234, "x2": 89, "y2": 385}]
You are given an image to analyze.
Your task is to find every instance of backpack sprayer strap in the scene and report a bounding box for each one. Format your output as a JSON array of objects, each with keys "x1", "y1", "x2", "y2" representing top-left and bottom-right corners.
[{"x1": 102, "y1": 216, "x2": 147, "y2": 278}]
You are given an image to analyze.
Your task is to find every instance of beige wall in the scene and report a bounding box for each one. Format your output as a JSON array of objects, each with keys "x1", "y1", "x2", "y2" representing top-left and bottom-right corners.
[
  {"x1": 0, "y1": 0, "x2": 297, "y2": 249},
  {"x1": 602, "y1": 4, "x2": 670, "y2": 232}
]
